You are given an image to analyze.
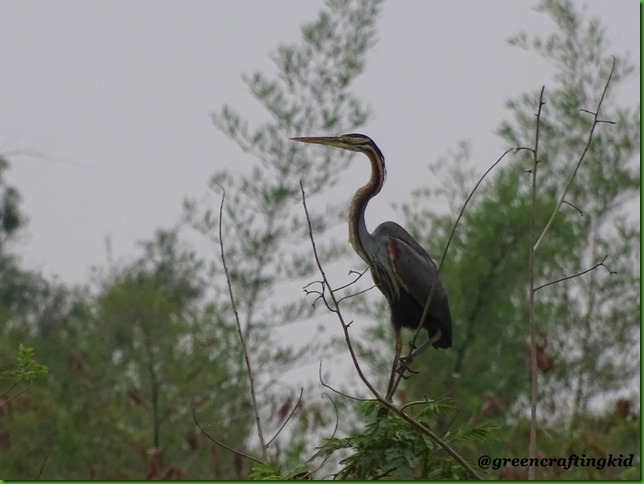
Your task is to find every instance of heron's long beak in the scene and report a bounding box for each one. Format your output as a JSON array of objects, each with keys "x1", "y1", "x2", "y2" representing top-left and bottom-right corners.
[{"x1": 290, "y1": 136, "x2": 344, "y2": 148}]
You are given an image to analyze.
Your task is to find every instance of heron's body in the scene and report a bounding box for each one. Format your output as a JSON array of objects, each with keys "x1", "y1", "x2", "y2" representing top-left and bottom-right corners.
[
  {"x1": 292, "y1": 133, "x2": 452, "y2": 358},
  {"x1": 370, "y1": 221, "x2": 451, "y2": 348}
]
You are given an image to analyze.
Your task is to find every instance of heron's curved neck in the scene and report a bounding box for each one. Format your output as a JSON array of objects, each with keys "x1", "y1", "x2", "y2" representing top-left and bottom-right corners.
[{"x1": 349, "y1": 150, "x2": 386, "y2": 263}]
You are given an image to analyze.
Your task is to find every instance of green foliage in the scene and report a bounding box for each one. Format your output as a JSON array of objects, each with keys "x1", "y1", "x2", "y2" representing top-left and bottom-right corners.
[
  {"x1": 0, "y1": 345, "x2": 48, "y2": 415},
  {"x1": 314, "y1": 399, "x2": 495, "y2": 479},
  {"x1": 249, "y1": 463, "x2": 283, "y2": 480},
  {"x1": 0, "y1": 156, "x2": 24, "y2": 248},
  {"x1": 0, "y1": 228, "x2": 247, "y2": 479},
  {"x1": 0, "y1": 344, "x2": 48, "y2": 385}
]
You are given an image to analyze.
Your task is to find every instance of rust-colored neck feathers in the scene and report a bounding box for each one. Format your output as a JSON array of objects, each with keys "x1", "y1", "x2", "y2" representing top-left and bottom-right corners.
[{"x1": 348, "y1": 143, "x2": 386, "y2": 262}]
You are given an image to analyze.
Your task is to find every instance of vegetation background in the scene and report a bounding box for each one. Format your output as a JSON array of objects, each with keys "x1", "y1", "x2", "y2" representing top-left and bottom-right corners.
[{"x1": 0, "y1": 0, "x2": 639, "y2": 479}]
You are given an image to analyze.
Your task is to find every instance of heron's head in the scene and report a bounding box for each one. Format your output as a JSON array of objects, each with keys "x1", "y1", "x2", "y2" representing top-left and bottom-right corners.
[{"x1": 290, "y1": 133, "x2": 383, "y2": 160}]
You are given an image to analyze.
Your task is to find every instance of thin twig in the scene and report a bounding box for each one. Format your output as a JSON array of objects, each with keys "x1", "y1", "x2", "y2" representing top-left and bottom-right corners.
[
  {"x1": 192, "y1": 408, "x2": 264, "y2": 465},
  {"x1": 267, "y1": 388, "x2": 304, "y2": 447},
  {"x1": 561, "y1": 199, "x2": 584, "y2": 216},
  {"x1": 303, "y1": 280, "x2": 335, "y2": 311},
  {"x1": 323, "y1": 393, "x2": 340, "y2": 443},
  {"x1": 400, "y1": 396, "x2": 433, "y2": 413},
  {"x1": 300, "y1": 181, "x2": 483, "y2": 481},
  {"x1": 318, "y1": 361, "x2": 370, "y2": 402},
  {"x1": 37, "y1": 450, "x2": 50, "y2": 480},
  {"x1": 535, "y1": 255, "x2": 614, "y2": 291},
  {"x1": 306, "y1": 394, "x2": 341, "y2": 478},
  {"x1": 304, "y1": 268, "x2": 374, "y2": 307},
  {"x1": 218, "y1": 189, "x2": 268, "y2": 461},
  {"x1": 336, "y1": 285, "x2": 376, "y2": 304},
  {"x1": 0, "y1": 385, "x2": 31, "y2": 409},
  {"x1": 533, "y1": 57, "x2": 616, "y2": 251},
  {"x1": 0, "y1": 381, "x2": 20, "y2": 400},
  {"x1": 527, "y1": 85, "x2": 546, "y2": 480},
  {"x1": 332, "y1": 266, "x2": 370, "y2": 292},
  {"x1": 369, "y1": 467, "x2": 397, "y2": 480}
]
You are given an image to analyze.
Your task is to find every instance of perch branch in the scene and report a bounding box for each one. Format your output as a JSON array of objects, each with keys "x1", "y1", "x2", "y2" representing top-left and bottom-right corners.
[{"x1": 300, "y1": 181, "x2": 482, "y2": 480}]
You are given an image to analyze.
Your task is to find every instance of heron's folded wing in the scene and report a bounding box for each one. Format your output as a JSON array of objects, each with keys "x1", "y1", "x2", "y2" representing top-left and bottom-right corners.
[{"x1": 388, "y1": 236, "x2": 452, "y2": 328}]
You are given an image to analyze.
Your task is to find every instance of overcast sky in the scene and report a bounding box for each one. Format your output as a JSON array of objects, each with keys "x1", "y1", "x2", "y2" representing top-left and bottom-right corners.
[{"x1": 0, "y1": 0, "x2": 639, "y2": 286}]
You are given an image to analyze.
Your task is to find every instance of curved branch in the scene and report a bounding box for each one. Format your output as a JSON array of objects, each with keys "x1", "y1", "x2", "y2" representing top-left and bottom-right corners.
[
  {"x1": 400, "y1": 396, "x2": 433, "y2": 413},
  {"x1": 218, "y1": 189, "x2": 268, "y2": 460},
  {"x1": 535, "y1": 255, "x2": 614, "y2": 292},
  {"x1": 336, "y1": 284, "x2": 376, "y2": 304},
  {"x1": 192, "y1": 407, "x2": 264, "y2": 466},
  {"x1": 267, "y1": 387, "x2": 304, "y2": 447},
  {"x1": 332, "y1": 266, "x2": 370, "y2": 292},
  {"x1": 306, "y1": 393, "x2": 341, "y2": 478},
  {"x1": 318, "y1": 361, "x2": 370, "y2": 402}
]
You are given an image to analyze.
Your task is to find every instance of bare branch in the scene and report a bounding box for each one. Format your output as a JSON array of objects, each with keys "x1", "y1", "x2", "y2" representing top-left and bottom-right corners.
[
  {"x1": 332, "y1": 266, "x2": 370, "y2": 292},
  {"x1": 524, "y1": 57, "x2": 616, "y2": 481},
  {"x1": 307, "y1": 393, "x2": 341, "y2": 478},
  {"x1": 400, "y1": 396, "x2": 434, "y2": 413},
  {"x1": 515, "y1": 145, "x2": 536, "y2": 154},
  {"x1": 535, "y1": 255, "x2": 615, "y2": 291},
  {"x1": 437, "y1": 148, "x2": 517, "y2": 274},
  {"x1": 527, "y1": 85, "x2": 546, "y2": 480},
  {"x1": 192, "y1": 407, "x2": 264, "y2": 466},
  {"x1": 218, "y1": 189, "x2": 268, "y2": 461},
  {"x1": 304, "y1": 268, "x2": 374, "y2": 308},
  {"x1": 534, "y1": 57, "x2": 616, "y2": 252},
  {"x1": 300, "y1": 181, "x2": 384, "y2": 401},
  {"x1": 267, "y1": 388, "x2": 304, "y2": 447},
  {"x1": 336, "y1": 284, "x2": 376, "y2": 304},
  {"x1": 562, "y1": 199, "x2": 584, "y2": 216},
  {"x1": 323, "y1": 393, "x2": 340, "y2": 443},
  {"x1": 0, "y1": 381, "x2": 20, "y2": 401},
  {"x1": 37, "y1": 450, "x2": 50, "y2": 480},
  {"x1": 303, "y1": 280, "x2": 335, "y2": 312},
  {"x1": 0, "y1": 384, "x2": 32, "y2": 410},
  {"x1": 318, "y1": 361, "x2": 370, "y2": 402}
]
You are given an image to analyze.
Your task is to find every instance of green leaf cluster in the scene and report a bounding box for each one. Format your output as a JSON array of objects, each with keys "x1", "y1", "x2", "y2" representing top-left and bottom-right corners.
[{"x1": 315, "y1": 399, "x2": 495, "y2": 479}]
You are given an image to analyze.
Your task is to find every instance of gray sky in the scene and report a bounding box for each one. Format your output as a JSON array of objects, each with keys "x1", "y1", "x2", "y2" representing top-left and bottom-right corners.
[{"x1": 0, "y1": 0, "x2": 639, "y2": 286}]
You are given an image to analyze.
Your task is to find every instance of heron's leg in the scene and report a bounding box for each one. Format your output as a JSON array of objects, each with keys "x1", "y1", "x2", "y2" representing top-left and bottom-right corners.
[
  {"x1": 385, "y1": 328, "x2": 402, "y2": 402},
  {"x1": 409, "y1": 328, "x2": 443, "y2": 359},
  {"x1": 395, "y1": 328, "x2": 444, "y2": 377}
]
